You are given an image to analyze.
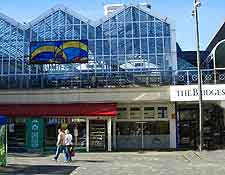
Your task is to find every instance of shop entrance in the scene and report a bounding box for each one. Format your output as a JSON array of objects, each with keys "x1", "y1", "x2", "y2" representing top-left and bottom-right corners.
[
  {"x1": 44, "y1": 118, "x2": 87, "y2": 152},
  {"x1": 179, "y1": 120, "x2": 197, "y2": 149},
  {"x1": 8, "y1": 118, "x2": 26, "y2": 152},
  {"x1": 203, "y1": 105, "x2": 225, "y2": 149},
  {"x1": 177, "y1": 103, "x2": 225, "y2": 150},
  {"x1": 89, "y1": 120, "x2": 107, "y2": 151}
]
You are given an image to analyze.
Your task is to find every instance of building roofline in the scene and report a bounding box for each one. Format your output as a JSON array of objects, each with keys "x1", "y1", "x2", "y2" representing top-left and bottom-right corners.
[
  {"x1": 206, "y1": 20, "x2": 225, "y2": 51},
  {"x1": 0, "y1": 4, "x2": 175, "y2": 31},
  {"x1": 0, "y1": 12, "x2": 25, "y2": 30},
  {"x1": 211, "y1": 39, "x2": 225, "y2": 57},
  {"x1": 25, "y1": 4, "x2": 94, "y2": 29},
  {"x1": 139, "y1": 4, "x2": 175, "y2": 26},
  {"x1": 95, "y1": 4, "x2": 175, "y2": 27},
  {"x1": 94, "y1": 4, "x2": 126, "y2": 26}
]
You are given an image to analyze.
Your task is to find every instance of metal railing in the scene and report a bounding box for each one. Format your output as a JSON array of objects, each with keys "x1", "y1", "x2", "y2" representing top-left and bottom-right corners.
[{"x1": 0, "y1": 69, "x2": 225, "y2": 89}]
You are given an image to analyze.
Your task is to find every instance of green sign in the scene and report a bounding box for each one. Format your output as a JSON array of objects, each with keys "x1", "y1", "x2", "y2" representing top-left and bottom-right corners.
[
  {"x1": 26, "y1": 118, "x2": 44, "y2": 150},
  {"x1": 0, "y1": 125, "x2": 6, "y2": 166}
]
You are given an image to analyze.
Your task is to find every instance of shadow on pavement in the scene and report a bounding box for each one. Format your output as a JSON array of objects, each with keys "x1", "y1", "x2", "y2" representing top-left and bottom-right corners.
[
  {"x1": 8, "y1": 153, "x2": 52, "y2": 158},
  {"x1": 0, "y1": 164, "x2": 78, "y2": 175},
  {"x1": 72, "y1": 159, "x2": 107, "y2": 163}
]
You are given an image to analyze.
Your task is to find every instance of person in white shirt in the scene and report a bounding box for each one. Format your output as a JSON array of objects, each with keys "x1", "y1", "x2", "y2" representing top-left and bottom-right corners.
[{"x1": 65, "y1": 129, "x2": 73, "y2": 161}]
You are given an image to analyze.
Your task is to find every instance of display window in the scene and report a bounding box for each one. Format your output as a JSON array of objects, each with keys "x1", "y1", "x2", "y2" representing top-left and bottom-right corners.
[{"x1": 44, "y1": 118, "x2": 86, "y2": 150}]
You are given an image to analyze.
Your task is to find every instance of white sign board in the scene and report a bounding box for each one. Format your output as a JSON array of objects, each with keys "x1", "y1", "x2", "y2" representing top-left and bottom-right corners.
[{"x1": 170, "y1": 84, "x2": 225, "y2": 101}]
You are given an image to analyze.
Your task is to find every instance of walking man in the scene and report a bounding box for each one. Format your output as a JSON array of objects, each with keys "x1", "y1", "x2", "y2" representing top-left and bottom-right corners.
[{"x1": 52, "y1": 128, "x2": 67, "y2": 162}]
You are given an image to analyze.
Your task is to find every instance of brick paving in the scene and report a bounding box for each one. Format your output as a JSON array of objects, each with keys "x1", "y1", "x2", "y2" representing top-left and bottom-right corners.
[{"x1": 1, "y1": 151, "x2": 225, "y2": 175}]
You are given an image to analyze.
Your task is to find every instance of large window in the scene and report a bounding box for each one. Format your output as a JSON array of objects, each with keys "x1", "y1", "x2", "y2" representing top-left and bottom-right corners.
[
  {"x1": 44, "y1": 118, "x2": 86, "y2": 149},
  {"x1": 117, "y1": 122, "x2": 141, "y2": 136},
  {"x1": 116, "y1": 121, "x2": 169, "y2": 136},
  {"x1": 144, "y1": 121, "x2": 169, "y2": 135}
]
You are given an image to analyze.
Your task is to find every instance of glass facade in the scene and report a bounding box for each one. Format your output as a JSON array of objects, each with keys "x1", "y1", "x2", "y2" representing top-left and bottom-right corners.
[{"x1": 0, "y1": 5, "x2": 175, "y2": 88}]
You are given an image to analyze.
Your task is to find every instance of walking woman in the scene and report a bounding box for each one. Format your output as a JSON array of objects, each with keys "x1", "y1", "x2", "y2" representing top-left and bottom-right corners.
[{"x1": 65, "y1": 129, "x2": 73, "y2": 162}]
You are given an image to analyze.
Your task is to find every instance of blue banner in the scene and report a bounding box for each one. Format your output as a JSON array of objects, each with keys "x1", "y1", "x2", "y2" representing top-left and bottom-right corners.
[
  {"x1": 30, "y1": 40, "x2": 88, "y2": 64},
  {"x1": 0, "y1": 116, "x2": 7, "y2": 125}
]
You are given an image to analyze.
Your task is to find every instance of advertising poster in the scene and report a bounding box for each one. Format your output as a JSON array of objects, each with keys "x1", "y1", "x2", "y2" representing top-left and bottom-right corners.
[{"x1": 30, "y1": 40, "x2": 88, "y2": 64}]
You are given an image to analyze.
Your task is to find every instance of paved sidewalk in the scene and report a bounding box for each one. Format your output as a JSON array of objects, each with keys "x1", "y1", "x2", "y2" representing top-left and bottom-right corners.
[{"x1": 1, "y1": 151, "x2": 225, "y2": 175}]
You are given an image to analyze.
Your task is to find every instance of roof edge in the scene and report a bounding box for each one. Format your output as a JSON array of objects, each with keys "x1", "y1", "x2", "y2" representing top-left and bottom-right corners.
[
  {"x1": 0, "y1": 12, "x2": 25, "y2": 30},
  {"x1": 206, "y1": 20, "x2": 225, "y2": 51},
  {"x1": 25, "y1": 4, "x2": 94, "y2": 29},
  {"x1": 94, "y1": 4, "x2": 175, "y2": 27}
]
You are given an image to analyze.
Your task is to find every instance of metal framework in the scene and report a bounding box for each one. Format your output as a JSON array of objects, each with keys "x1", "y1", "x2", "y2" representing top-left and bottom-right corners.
[{"x1": 0, "y1": 4, "x2": 177, "y2": 89}]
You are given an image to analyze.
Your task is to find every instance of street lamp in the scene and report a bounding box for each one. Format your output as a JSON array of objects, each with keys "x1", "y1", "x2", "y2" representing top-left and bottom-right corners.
[{"x1": 192, "y1": 0, "x2": 203, "y2": 151}]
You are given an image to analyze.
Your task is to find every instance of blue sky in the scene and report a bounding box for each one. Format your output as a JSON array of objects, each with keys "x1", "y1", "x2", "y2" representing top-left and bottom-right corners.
[{"x1": 0, "y1": 0, "x2": 224, "y2": 51}]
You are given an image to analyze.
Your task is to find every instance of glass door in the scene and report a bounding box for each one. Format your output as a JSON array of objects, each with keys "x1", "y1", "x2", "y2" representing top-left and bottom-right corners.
[{"x1": 89, "y1": 120, "x2": 106, "y2": 151}]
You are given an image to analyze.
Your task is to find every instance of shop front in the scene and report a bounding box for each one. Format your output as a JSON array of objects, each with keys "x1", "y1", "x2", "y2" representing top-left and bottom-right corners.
[
  {"x1": 113, "y1": 103, "x2": 176, "y2": 150},
  {"x1": 0, "y1": 101, "x2": 177, "y2": 152},
  {"x1": 0, "y1": 103, "x2": 116, "y2": 152},
  {"x1": 44, "y1": 117, "x2": 112, "y2": 152},
  {"x1": 171, "y1": 85, "x2": 225, "y2": 150}
]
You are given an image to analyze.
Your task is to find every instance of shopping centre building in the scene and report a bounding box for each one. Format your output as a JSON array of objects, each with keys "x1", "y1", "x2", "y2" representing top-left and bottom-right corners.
[{"x1": 0, "y1": 3, "x2": 224, "y2": 152}]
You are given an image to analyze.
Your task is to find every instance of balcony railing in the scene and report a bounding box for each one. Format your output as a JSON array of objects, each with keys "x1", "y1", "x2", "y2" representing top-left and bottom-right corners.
[{"x1": 0, "y1": 69, "x2": 225, "y2": 89}]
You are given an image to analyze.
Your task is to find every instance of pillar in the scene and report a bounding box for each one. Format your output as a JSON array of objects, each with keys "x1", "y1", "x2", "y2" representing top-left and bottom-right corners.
[
  {"x1": 170, "y1": 103, "x2": 176, "y2": 149},
  {"x1": 113, "y1": 119, "x2": 116, "y2": 150},
  {"x1": 107, "y1": 118, "x2": 112, "y2": 151},
  {"x1": 170, "y1": 118, "x2": 176, "y2": 148},
  {"x1": 86, "y1": 118, "x2": 89, "y2": 152}
]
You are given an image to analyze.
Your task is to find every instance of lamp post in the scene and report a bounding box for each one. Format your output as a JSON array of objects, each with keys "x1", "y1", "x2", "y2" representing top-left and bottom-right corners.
[{"x1": 192, "y1": 0, "x2": 203, "y2": 151}]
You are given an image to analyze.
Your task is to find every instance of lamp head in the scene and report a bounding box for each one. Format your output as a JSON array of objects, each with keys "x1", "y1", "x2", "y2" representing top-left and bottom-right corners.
[
  {"x1": 192, "y1": 10, "x2": 195, "y2": 16},
  {"x1": 194, "y1": 0, "x2": 201, "y2": 8}
]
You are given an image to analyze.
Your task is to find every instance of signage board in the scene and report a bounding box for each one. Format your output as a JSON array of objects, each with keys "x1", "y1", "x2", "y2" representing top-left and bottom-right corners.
[
  {"x1": 26, "y1": 118, "x2": 44, "y2": 150},
  {"x1": 170, "y1": 84, "x2": 225, "y2": 101}
]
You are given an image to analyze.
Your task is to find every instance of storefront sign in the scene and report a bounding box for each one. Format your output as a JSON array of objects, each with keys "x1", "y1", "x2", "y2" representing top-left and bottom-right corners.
[
  {"x1": 170, "y1": 84, "x2": 225, "y2": 101},
  {"x1": 26, "y1": 118, "x2": 44, "y2": 150},
  {"x1": 31, "y1": 120, "x2": 39, "y2": 148}
]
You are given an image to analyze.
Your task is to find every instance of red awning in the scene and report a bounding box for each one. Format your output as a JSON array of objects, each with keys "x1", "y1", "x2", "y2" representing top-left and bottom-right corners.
[{"x1": 0, "y1": 103, "x2": 117, "y2": 117}]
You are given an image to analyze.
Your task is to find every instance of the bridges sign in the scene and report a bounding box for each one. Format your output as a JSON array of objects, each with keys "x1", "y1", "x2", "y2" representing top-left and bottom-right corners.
[{"x1": 170, "y1": 84, "x2": 225, "y2": 101}]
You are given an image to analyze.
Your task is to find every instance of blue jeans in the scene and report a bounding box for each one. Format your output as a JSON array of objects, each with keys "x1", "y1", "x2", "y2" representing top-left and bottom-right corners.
[
  {"x1": 66, "y1": 145, "x2": 72, "y2": 161},
  {"x1": 54, "y1": 145, "x2": 67, "y2": 161}
]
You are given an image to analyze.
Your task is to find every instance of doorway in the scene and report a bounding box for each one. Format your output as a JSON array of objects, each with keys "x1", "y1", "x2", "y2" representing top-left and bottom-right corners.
[
  {"x1": 8, "y1": 118, "x2": 26, "y2": 152},
  {"x1": 89, "y1": 120, "x2": 107, "y2": 151},
  {"x1": 43, "y1": 118, "x2": 87, "y2": 152}
]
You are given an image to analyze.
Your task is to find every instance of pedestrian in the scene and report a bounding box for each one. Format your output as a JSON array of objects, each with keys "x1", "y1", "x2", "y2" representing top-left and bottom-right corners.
[
  {"x1": 65, "y1": 129, "x2": 73, "y2": 162},
  {"x1": 74, "y1": 126, "x2": 78, "y2": 146},
  {"x1": 52, "y1": 128, "x2": 67, "y2": 162}
]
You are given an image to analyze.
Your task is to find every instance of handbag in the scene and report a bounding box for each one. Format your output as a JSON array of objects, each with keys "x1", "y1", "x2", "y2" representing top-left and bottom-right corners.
[{"x1": 70, "y1": 146, "x2": 75, "y2": 157}]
